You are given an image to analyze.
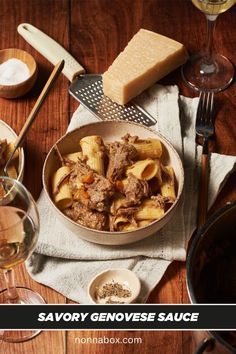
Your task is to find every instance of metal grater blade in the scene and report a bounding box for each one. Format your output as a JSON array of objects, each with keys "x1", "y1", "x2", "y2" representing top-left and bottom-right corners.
[{"x1": 69, "y1": 74, "x2": 157, "y2": 127}]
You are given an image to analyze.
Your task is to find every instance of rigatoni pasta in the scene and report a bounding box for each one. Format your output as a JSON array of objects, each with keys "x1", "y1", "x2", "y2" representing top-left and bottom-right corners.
[
  {"x1": 112, "y1": 215, "x2": 130, "y2": 231},
  {"x1": 160, "y1": 165, "x2": 176, "y2": 201},
  {"x1": 134, "y1": 199, "x2": 165, "y2": 220},
  {"x1": 137, "y1": 220, "x2": 152, "y2": 228},
  {"x1": 129, "y1": 138, "x2": 162, "y2": 159},
  {"x1": 51, "y1": 134, "x2": 178, "y2": 232},
  {"x1": 110, "y1": 196, "x2": 127, "y2": 215},
  {"x1": 6, "y1": 164, "x2": 18, "y2": 179},
  {"x1": 126, "y1": 159, "x2": 158, "y2": 180},
  {"x1": 0, "y1": 139, "x2": 19, "y2": 178},
  {"x1": 80, "y1": 135, "x2": 105, "y2": 175},
  {"x1": 64, "y1": 151, "x2": 83, "y2": 163},
  {"x1": 3, "y1": 142, "x2": 19, "y2": 161},
  {"x1": 52, "y1": 166, "x2": 72, "y2": 210}
]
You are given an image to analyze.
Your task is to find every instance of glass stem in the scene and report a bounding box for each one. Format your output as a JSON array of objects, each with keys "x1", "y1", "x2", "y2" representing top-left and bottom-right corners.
[
  {"x1": 3, "y1": 268, "x2": 19, "y2": 303},
  {"x1": 205, "y1": 14, "x2": 218, "y2": 64}
]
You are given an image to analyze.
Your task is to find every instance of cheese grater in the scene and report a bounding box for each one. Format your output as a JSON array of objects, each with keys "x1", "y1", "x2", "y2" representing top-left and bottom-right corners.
[{"x1": 18, "y1": 23, "x2": 157, "y2": 127}]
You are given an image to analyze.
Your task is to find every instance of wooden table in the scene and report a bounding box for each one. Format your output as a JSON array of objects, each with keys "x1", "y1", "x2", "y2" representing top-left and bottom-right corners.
[{"x1": 0, "y1": 0, "x2": 235, "y2": 353}]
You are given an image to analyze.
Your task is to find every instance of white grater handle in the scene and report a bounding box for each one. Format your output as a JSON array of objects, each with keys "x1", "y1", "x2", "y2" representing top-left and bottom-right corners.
[{"x1": 17, "y1": 23, "x2": 85, "y2": 82}]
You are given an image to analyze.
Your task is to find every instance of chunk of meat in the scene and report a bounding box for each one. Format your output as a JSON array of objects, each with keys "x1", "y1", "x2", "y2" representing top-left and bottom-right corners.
[
  {"x1": 69, "y1": 159, "x2": 114, "y2": 212},
  {"x1": 117, "y1": 206, "x2": 139, "y2": 218},
  {"x1": 85, "y1": 174, "x2": 114, "y2": 212},
  {"x1": 161, "y1": 164, "x2": 174, "y2": 184},
  {"x1": 0, "y1": 185, "x2": 6, "y2": 199},
  {"x1": 151, "y1": 194, "x2": 174, "y2": 210},
  {"x1": 122, "y1": 133, "x2": 139, "y2": 144},
  {"x1": 106, "y1": 142, "x2": 137, "y2": 181},
  {"x1": 0, "y1": 139, "x2": 7, "y2": 162},
  {"x1": 109, "y1": 206, "x2": 138, "y2": 232},
  {"x1": 123, "y1": 173, "x2": 150, "y2": 206},
  {"x1": 69, "y1": 159, "x2": 91, "y2": 188},
  {"x1": 64, "y1": 202, "x2": 107, "y2": 231}
]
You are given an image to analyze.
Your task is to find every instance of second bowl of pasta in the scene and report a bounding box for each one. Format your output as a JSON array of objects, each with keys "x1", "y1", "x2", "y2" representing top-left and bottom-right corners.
[
  {"x1": 43, "y1": 120, "x2": 184, "y2": 245},
  {"x1": 0, "y1": 120, "x2": 24, "y2": 182}
]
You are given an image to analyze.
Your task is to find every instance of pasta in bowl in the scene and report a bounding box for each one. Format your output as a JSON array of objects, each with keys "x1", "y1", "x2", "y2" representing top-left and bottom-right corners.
[
  {"x1": 43, "y1": 121, "x2": 184, "y2": 245},
  {"x1": 0, "y1": 120, "x2": 24, "y2": 182}
]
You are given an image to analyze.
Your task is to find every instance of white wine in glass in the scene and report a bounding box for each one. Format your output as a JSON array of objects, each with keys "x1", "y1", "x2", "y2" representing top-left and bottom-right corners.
[
  {"x1": 182, "y1": 0, "x2": 235, "y2": 91},
  {"x1": 0, "y1": 177, "x2": 45, "y2": 343},
  {"x1": 192, "y1": 0, "x2": 235, "y2": 14},
  {"x1": 0, "y1": 207, "x2": 37, "y2": 269}
]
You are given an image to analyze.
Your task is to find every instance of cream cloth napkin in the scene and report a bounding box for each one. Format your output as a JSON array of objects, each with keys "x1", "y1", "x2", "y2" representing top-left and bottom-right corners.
[{"x1": 27, "y1": 85, "x2": 236, "y2": 303}]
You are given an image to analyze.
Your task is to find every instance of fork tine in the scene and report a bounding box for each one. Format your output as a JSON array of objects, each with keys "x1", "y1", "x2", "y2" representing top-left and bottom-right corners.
[
  {"x1": 199, "y1": 91, "x2": 203, "y2": 122},
  {"x1": 209, "y1": 92, "x2": 214, "y2": 123},
  {"x1": 196, "y1": 91, "x2": 214, "y2": 126},
  {"x1": 196, "y1": 91, "x2": 204, "y2": 123},
  {"x1": 204, "y1": 91, "x2": 214, "y2": 125},
  {"x1": 203, "y1": 92, "x2": 209, "y2": 120},
  {"x1": 205, "y1": 92, "x2": 211, "y2": 122},
  {"x1": 196, "y1": 91, "x2": 206, "y2": 124},
  {"x1": 195, "y1": 91, "x2": 215, "y2": 139}
]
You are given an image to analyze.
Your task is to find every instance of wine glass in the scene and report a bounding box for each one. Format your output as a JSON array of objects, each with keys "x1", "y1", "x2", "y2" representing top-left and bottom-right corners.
[
  {"x1": 0, "y1": 176, "x2": 45, "y2": 342},
  {"x1": 182, "y1": 0, "x2": 235, "y2": 91}
]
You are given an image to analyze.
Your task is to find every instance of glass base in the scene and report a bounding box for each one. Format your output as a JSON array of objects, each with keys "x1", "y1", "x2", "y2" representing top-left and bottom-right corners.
[
  {"x1": 182, "y1": 53, "x2": 234, "y2": 92},
  {"x1": 0, "y1": 287, "x2": 45, "y2": 343}
]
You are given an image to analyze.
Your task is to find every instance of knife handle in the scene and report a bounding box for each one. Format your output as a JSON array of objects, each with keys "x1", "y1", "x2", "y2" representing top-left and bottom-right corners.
[
  {"x1": 18, "y1": 23, "x2": 85, "y2": 82},
  {"x1": 197, "y1": 152, "x2": 209, "y2": 228}
]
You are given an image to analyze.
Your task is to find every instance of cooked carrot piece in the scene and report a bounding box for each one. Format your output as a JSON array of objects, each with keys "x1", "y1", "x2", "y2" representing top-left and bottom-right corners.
[
  {"x1": 74, "y1": 187, "x2": 90, "y2": 200},
  {"x1": 115, "y1": 180, "x2": 124, "y2": 192},
  {"x1": 82, "y1": 172, "x2": 94, "y2": 184}
]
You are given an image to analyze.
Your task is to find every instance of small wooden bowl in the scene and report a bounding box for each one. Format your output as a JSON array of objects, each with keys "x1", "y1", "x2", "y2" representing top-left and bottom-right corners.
[
  {"x1": 0, "y1": 48, "x2": 38, "y2": 98},
  {"x1": 88, "y1": 268, "x2": 141, "y2": 304}
]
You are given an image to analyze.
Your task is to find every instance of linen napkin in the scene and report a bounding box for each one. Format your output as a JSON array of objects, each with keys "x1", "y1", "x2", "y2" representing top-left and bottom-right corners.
[{"x1": 27, "y1": 85, "x2": 236, "y2": 303}]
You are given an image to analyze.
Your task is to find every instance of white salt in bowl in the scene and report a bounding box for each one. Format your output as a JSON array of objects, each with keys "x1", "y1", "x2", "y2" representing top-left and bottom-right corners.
[
  {"x1": 88, "y1": 268, "x2": 141, "y2": 304},
  {"x1": 0, "y1": 48, "x2": 37, "y2": 98},
  {"x1": 43, "y1": 120, "x2": 184, "y2": 246}
]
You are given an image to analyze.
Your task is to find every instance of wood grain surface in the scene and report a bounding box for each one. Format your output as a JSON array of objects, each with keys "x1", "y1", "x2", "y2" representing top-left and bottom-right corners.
[{"x1": 0, "y1": 0, "x2": 235, "y2": 353}]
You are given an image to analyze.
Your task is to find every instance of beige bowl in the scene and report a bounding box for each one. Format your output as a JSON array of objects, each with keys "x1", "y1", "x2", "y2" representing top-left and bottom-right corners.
[
  {"x1": 0, "y1": 48, "x2": 37, "y2": 99},
  {"x1": 88, "y1": 268, "x2": 141, "y2": 304},
  {"x1": 0, "y1": 120, "x2": 24, "y2": 182},
  {"x1": 43, "y1": 121, "x2": 184, "y2": 245}
]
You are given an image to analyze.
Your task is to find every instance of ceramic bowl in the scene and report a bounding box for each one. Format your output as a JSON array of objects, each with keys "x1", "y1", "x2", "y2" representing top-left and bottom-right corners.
[
  {"x1": 43, "y1": 120, "x2": 184, "y2": 245},
  {"x1": 0, "y1": 48, "x2": 37, "y2": 98},
  {"x1": 0, "y1": 120, "x2": 24, "y2": 182},
  {"x1": 87, "y1": 268, "x2": 141, "y2": 304}
]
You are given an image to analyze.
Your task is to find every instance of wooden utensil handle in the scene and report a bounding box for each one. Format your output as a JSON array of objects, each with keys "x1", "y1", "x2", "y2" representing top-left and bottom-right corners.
[
  {"x1": 197, "y1": 153, "x2": 209, "y2": 228},
  {"x1": 15, "y1": 60, "x2": 64, "y2": 148},
  {"x1": 17, "y1": 23, "x2": 85, "y2": 82}
]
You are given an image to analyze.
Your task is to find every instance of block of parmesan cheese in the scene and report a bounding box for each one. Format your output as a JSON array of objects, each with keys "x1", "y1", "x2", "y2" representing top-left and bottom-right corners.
[{"x1": 103, "y1": 29, "x2": 188, "y2": 105}]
